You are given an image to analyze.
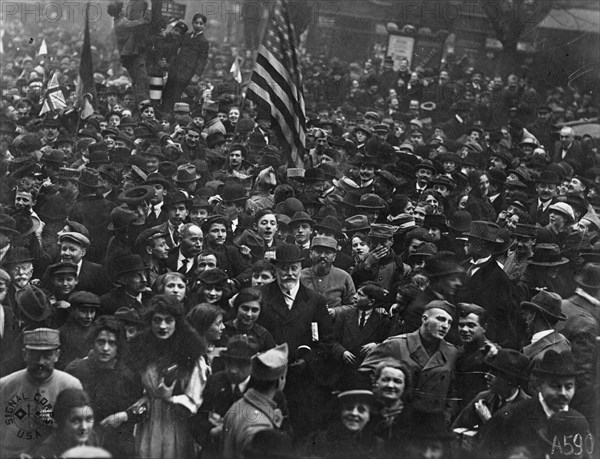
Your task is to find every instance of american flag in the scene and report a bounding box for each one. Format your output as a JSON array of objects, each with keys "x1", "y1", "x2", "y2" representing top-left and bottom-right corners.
[{"x1": 246, "y1": 0, "x2": 307, "y2": 167}]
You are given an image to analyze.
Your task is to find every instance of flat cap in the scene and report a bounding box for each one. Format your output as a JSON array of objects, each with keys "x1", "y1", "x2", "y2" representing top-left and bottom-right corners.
[
  {"x1": 59, "y1": 231, "x2": 90, "y2": 248},
  {"x1": 69, "y1": 291, "x2": 101, "y2": 308}
]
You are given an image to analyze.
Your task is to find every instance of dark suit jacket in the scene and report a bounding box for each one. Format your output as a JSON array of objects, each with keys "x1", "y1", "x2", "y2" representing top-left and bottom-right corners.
[
  {"x1": 552, "y1": 140, "x2": 584, "y2": 170},
  {"x1": 332, "y1": 308, "x2": 390, "y2": 360},
  {"x1": 99, "y1": 286, "x2": 152, "y2": 316},
  {"x1": 145, "y1": 207, "x2": 168, "y2": 227},
  {"x1": 528, "y1": 198, "x2": 557, "y2": 227},
  {"x1": 41, "y1": 260, "x2": 111, "y2": 296},
  {"x1": 149, "y1": 222, "x2": 178, "y2": 249},
  {"x1": 165, "y1": 246, "x2": 198, "y2": 276},
  {"x1": 170, "y1": 32, "x2": 209, "y2": 81},
  {"x1": 452, "y1": 388, "x2": 530, "y2": 431},
  {"x1": 0, "y1": 304, "x2": 19, "y2": 374},
  {"x1": 258, "y1": 282, "x2": 334, "y2": 361},
  {"x1": 456, "y1": 259, "x2": 519, "y2": 348},
  {"x1": 479, "y1": 398, "x2": 589, "y2": 458}
]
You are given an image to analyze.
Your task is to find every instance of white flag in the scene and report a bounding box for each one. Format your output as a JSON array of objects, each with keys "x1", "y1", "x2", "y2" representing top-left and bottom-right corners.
[
  {"x1": 38, "y1": 39, "x2": 48, "y2": 56},
  {"x1": 230, "y1": 56, "x2": 242, "y2": 84}
]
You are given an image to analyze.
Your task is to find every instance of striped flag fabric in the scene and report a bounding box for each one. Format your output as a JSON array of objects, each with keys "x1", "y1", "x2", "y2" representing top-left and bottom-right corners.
[
  {"x1": 246, "y1": 0, "x2": 307, "y2": 167},
  {"x1": 39, "y1": 71, "x2": 67, "y2": 115}
]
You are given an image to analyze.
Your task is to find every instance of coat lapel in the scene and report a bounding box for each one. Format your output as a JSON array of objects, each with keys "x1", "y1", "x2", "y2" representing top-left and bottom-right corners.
[
  {"x1": 345, "y1": 309, "x2": 360, "y2": 342},
  {"x1": 406, "y1": 331, "x2": 430, "y2": 368}
]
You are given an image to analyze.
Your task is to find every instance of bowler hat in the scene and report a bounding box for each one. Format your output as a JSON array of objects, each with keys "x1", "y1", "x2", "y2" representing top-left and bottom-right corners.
[
  {"x1": 16, "y1": 285, "x2": 52, "y2": 322},
  {"x1": 221, "y1": 334, "x2": 260, "y2": 361},
  {"x1": 172, "y1": 164, "x2": 200, "y2": 182},
  {"x1": 429, "y1": 175, "x2": 456, "y2": 190},
  {"x1": 23, "y1": 327, "x2": 60, "y2": 350},
  {"x1": 528, "y1": 243, "x2": 569, "y2": 266},
  {"x1": 221, "y1": 184, "x2": 248, "y2": 203},
  {"x1": 465, "y1": 221, "x2": 503, "y2": 243},
  {"x1": 69, "y1": 291, "x2": 101, "y2": 308},
  {"x1": 485, "y1": 349, "x2": 530, "y2": 386},
  {"x1": 140, "y1": 145, "x2": 165, "y2": 160},
  {"x1": 448, "y1": 211, "x2": 472, "y2": 233},
  {"x1": 114, "y1": 254, "x2": 147, "y2": 277},
  {"x1": 536, "y1": 169, "x2": 561, "y2": 184},
  {"x1": 118, "y1": 185, "x2": 155, "y2": 205},
  {"x1": 76, "y1": 167, "x2": 102, "y2": 188},
  {"x1": 251, "y1": 343, "x2": 289, "y2": 381},
  {"x1": 415, "y1": 159, "x2": 436, "y2": 174},
  {"x1": 531, "y1": 350, "x2": 584, "y2": 377},
  {"x1": 575, "y1": 262, "x2": 600, "y2": 289},
  {"x1": 368, "y1": 224, "x2": 395, "y2": 239},
  {"x1": 3, "y1": 246, "x2": 34, "y2": 265},
  {"x1": 521, "y1": 290, "x2": 566, "y2": 321},
  {"x1": 164, "y1": 191, "x2": 192, "y2": 210},
  {"x1": 108, "y1": 206, "x2": 137, "y2": 231},
  {"x1": 342, "y1": 215, "x2": 370, "y2": 233},
  {"x1": 423, "y1": 214, "x2": 448, "y2": 232},
  {"x1": 273, "y1": 244, "x2": 305, "y2": 264}
]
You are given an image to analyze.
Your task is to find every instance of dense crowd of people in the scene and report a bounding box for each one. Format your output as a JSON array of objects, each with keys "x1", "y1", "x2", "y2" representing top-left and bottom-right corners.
[{"x1": 0, "y1": 1, "x2": 599, "y2": 458}]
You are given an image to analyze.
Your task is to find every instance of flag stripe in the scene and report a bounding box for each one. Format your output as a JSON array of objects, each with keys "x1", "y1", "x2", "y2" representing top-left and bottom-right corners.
[{"x1": 245, "y1": 0, "x2": 306, "y2": 167}]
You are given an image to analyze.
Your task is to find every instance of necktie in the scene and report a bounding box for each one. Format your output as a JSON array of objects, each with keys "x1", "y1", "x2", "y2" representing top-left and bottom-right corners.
[
  {"x1": 233, "y1": 385, "x2": 243, "y2": 399},
  {"x1": 173, "y1": 229, "x2": 181, "y2": 245},
  {"x1": 178, "y1": 258, "x2": 189, "y2": 274},
  {"x1": 359, "y1": 311, "x2": 366, "y2": 328},
  {"x1": 537, "y1": 203, "x2": 544, "y2": 216}
]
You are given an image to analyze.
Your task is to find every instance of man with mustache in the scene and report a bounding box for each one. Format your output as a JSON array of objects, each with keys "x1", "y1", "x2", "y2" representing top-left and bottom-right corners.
[
  {"x1": 480, "y1": 350, "x2": 590, "y2": 458},
  {"x1": 0, "y1": 328, "x2": 82, "y2": 457},
  {"x1": 300, "y1": 236, "x2": 356, "y2": 319},
  {"x1": 100, "y1": 254, "x2": 152, "y2": 315},
  {"x1": 528, "y1": 169, "x2": 560, "y2": 226}
]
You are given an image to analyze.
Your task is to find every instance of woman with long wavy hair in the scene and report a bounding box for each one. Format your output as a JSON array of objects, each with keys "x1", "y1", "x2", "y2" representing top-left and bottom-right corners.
[{"x1": 124, "y1": 294, "x2": 208, "y2": 459}]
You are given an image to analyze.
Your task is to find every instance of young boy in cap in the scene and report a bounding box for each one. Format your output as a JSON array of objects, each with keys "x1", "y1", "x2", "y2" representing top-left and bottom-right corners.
[
  {"x1": 57, "y1": 291, "x2": 101, "y2": 369},
  {"x1": 0, "y1": 328, "x2": 82, "y2": 456},
  {"x1": 221, "y1": 343, "x2": 289, "y2": 459}
]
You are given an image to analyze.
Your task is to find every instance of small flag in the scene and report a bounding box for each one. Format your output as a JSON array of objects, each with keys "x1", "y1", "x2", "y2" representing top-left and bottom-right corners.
[
  {"x1": 246, "y1": 0, "x2": 307, "y2": 167},
  {"x1": 38, "y1": 39, "x2": 48, "y2": 56},
  {"x1": 80, "y1": 93, "x2": 94, "y2": 120},
  {"x1": 230, "y1": 56, "x2": 242, "y2": 84},
  {"x1": 39, "y1": 71, "x2": 67, "y2": 116}
]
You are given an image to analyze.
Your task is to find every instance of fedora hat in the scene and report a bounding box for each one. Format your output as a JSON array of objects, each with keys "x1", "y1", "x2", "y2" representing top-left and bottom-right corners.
[
  {"x1": 172, "y1": 163, "x2": 200, "y2": 183},
  {"x1": 314, "y1": 216, "x2": 344, "y2": 239},
  {"x1": 139, "y1": 145, "x2": 165, "y2": 160},
  {"x1": 448, "y1": 211, "x2": 472, "y2": 233},
  {"x1": 575, "y1": 262, "x2": 600, "y2": 289},
  {"x1": 341, "y1": 191, "x2": 362, "y2": 208},
  {"x1": 494, "y1": 228, "x2": 512, "y2": 254},
  {"x1": 528, "y1": 243, "x2": 569, "y2": 266},
  {"x1": 415, "y1": 159, "x2": 436, "y2": 174},
  {"x1": 15, "y1": 285, "x2": 52, "y2": 322},
  {"x1": 423, "y1": 252, "x2": 465, "y2": 278},
  {"x1": 513, "y1": 223, "x2": 538, "y2": 239},
  {"x1": 465, "y1": 221, "x2": 503, "y2": 243},
  {"x1": 273, "y1": 243, "x2": 305, "y2": 264},
  {"x1": 221, "y1": 334, "x2": 260, "y2": 361},
  {"x1": 485, "y1": 349, "x2": 531, "y2": 386},
  {"x1": 114, "y1": 254, "x2": 147, "y2": 277},
  {"x1": 289, "y1": 211, "x2": 314, "y2": 227},
  {"x1": 75, "y1": 167, "x2": 102, "y2": 188},
  {"x1": 107, "y1": 206, "x2": 137, "y2": 231},
  {"x1": 164, "y1": 191, "x2": 192, "y2": 210},
  {"x1": 521, "y1": 290, "x2": 566, "y2": 321},
  {"x1": 0, "y1": 213, "x2": 21, "y2": 237},
  {"x1": 531, "y1": 350, "x2": 584, "y2": 377},
  {"x1": 342, "y1": 215, "x2": 370, "y2": 234},
  {"x1": 355, "y1": 194, "x2": 386, "y2": 210}
]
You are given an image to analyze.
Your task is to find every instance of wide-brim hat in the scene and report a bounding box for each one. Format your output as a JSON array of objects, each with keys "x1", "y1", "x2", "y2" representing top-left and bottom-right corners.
[
  {"x1": 574, "y1": 262, "x2": 600, "y2": 289},
  {"x1": 16, "y1": 285, "x2": 52, "y2": 322},
  {"x1": 355, "y1": 193, "x2": 386, "y2": 210},
  {"x1": 528, "y1": 243, "x2": 569, "y2": 266},
  {"x1": 0, "y1": 213, "x2": 22, "y2": 237},
  {"x1": 531, "y1": 350, "x2": 584, "y2": 377},
  {"x1": 513, "y1": 223, "x2": 537, "y2": 239},
  {"x1": 75, "y1": 167, "x2": 102, "y2": 188},
  {"x1": 485, "y1": 349, "x2": 530, "y2": 386},
  {"x1": 220, "y1": 335, "x2": 260, "y2": 361},
  {"x1": 520, "y1": 290, "x2": 566, "y2": 321},
  {"x1": 423, "y1": 252, "x2": 465, "y2": 278},
  {"x1": 172, "y1": 164, "x2": 200, "y2": 182},
  {"x1": 493, "y1": 228, "x2": 512, "y2": 255},
  {"x1": 342, "y1": 215, "x2": 370, "y2": 233},
  {"x1": 465, "y1": 221, "x2": 503, "y2": 243},
  {"x1": 221, "y1": 183, "x2": 249, "y2": 203},
  {"x1": 273, "y1": 243, "x2": 305, "y2": 263},
  {"x1": 118, "y1": 185, "x2": 155, "y2": 205}
]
